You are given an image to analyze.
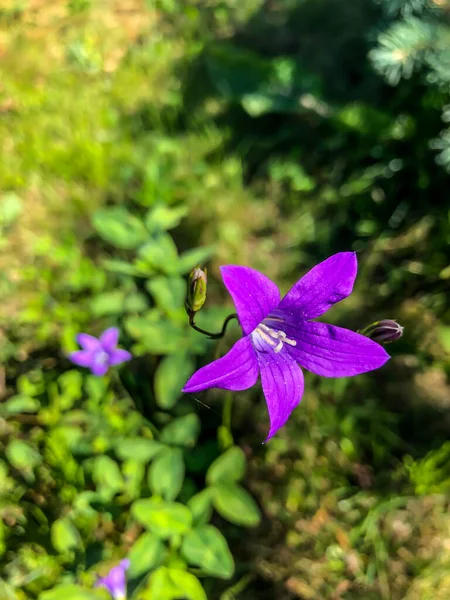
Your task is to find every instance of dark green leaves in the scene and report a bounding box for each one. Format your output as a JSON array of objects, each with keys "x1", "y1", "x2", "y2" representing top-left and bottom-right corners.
[
  {"x1": 206, "y1": 446, "x2": 246, "y2": 485},
  {"x1": 128, "y1": 532, "x2": 165, "y2": 578},
  {"x1": 181, "y1": 525, "x2": 235, "y2": 579},
  {"x1": 212, "y1": 483, "x2": 261, "y2": 527},
  {"x1": 155, "y1": 354, "x2": 194, "y2": 409},
  {"x1": 148, "y1": 448, "x2": 185, "y2": 501},
  {"x1": 160, "y1": 414, "x2": 201, "y2": 448}
]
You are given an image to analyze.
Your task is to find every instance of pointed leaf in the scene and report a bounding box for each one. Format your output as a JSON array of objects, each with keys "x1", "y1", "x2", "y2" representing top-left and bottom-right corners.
[
  {"x1": 148, "y1": 448, "x2": 185, "y2": 501},
  {"x1": 145, "y1": 204, "x2": 188, "y2": 232},
  {"x1": 187, "y1": 488, "x2": 214, "y2": 526},
  {"x1": 181, "y1": 525, "x2": 234, "y2": 579},
  {"x1": 155, "y1": 354, "x2": 195, "y2": 409},
  {"x1": 206, "y1": 446, "x2": 246, "y2": 485},
  {"x1": 128, "y1": 532, "x2": 165, "y2": 578},
  {"x1": 168, "y1": 569, "x2": 207, "y2": 600},
  {"x1": 212, "y1": 483, "x2": 261, "y2": 527},
  {"x1": 115, "y1": 438, "x2": 164, "y2": 462},
  {"x1": 132, "y1": 499, "x2": 192, "y2": 539},
  {"x1": 160, "y1": 414, "x2": 200, "y2": 448},
  {"x1": 92, "y1": 207, "x2": 148, "y2": 249}
]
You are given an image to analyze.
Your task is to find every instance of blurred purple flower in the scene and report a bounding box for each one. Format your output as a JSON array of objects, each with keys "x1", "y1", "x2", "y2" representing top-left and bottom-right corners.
[
  {"x1": 69, "y1": 327, "x2": 131, "y2": 376},
  {"x1": 95, "y1": 559, "x2": 130, "y2": 600},
  {"x1": 183, "y1": 252, "x2": 390, "y2": 441}
]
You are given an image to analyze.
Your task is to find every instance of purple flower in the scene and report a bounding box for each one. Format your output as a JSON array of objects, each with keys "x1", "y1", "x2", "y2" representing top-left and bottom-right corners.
[
  {"x1": 182, "y1": 252, "x2": 390, "y2": 441},
  {"x1": 69, "y1": 328, "x2": 132, "y2": 376},
  {"x1": 95, "y1": 559, "x2": 130, "y2": 600}
]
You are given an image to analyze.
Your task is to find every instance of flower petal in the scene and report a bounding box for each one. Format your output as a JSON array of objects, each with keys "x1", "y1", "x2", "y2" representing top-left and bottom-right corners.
[
  {"x1": 220, "y1": 266, "x2": 280, "y2": 335},
  {"x1": 278, "y1": 319, "x2": 390, "y2": 377},
  {"x1": 100, "y1": 327, "x2": 120, "y2": 351},
  {"x1": 95, "y1": 560, "x2": 129, "y2": 598},
  {"x1": 91, "y1": 362, "x2": 109, "y2": 377},
  {"x1": 278, "y1": 252, "x2": 357, "y2": 319},
  {"x1": 257, "y1": 350, "x2": 304, "y2": 442},
  {"x1": 76, "y1": 333, "x2": 100, "y2": 351},
  {"x1": 69, "y1": 350, "x2": 95, "y2": 369},
  {"x1": 182, "y1": 336, "x2": 259, "y2": 393},
  {"x1": 109, "y1": 349, "x2": 132, "y2": 366}
]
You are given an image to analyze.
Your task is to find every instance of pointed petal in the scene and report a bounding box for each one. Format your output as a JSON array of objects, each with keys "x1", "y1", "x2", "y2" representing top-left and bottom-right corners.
[
  {"x1": 280, "y1": 320, "x2": 390, "y2": 377},
  {"x1": 76, "y1": 333, "x2": 100, "y2": 351},
  {"x1": 257, "y1": 351, "x2": 304, "y2": 442},
  {"x1": 278, "y1": 252, "x2": 357, "y2": 319},
  {"x1": 108, "y1": 349, "x2": 132, "y2": 366},
  {"x1": 69, "y1": 350, "x2": 95, "y2": 369},
  {"x1": 100, "y1": 327, "x2": 120, "y2": 351},
  {"x1": 182, "y1": 336, "x2": 259, "y2": 393},
  {"x1": 220, "y1": 266, "x2": 280, "y2": 335}
]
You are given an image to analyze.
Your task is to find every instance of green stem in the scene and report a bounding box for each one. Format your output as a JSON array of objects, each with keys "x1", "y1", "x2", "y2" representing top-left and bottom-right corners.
[
  {"x1": 223, "y1": 391, "x2": 233, "y2": 431},
  {"x1": 189, "y1": 313, "x2": 238, "y2": 339}
]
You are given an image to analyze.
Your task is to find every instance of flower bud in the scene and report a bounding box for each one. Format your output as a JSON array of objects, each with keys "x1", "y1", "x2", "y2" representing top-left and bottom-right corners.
[
  {"x1": 360, "y1": 319, "x2": 403, "y2": 343},
  {"x1": 185, "y1": 267, "x2": 207, "y2": 316}
]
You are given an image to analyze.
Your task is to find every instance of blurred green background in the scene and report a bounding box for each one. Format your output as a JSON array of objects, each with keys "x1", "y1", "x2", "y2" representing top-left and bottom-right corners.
[{"x1": 1, "y1": 0, "x2": 450, "y2": 599}]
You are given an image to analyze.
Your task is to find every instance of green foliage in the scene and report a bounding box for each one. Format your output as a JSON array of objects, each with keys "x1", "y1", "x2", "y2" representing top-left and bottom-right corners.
[{"x1": 1, "y1": 0, "x2": 450, "y2": 599}]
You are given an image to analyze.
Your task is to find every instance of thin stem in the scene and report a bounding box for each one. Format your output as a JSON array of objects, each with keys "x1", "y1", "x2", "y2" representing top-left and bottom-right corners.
[{"x1": 188, "y1": 313, "x2": 238, "y2": 339}]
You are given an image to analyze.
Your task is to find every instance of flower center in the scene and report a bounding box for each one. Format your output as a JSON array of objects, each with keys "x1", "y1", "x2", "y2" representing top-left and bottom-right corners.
[
  {"x1": 95, "y1": 350, "x2": 109, "y2": 366},
  {"x1": 252, "y1": 321, "x2": 297, "y2": 354}
]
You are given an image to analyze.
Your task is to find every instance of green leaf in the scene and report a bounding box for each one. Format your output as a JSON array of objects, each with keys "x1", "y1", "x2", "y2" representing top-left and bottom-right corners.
[
  {"x1": 206, "y1": 446, "x2": 246, "y2": 485},
  {"x1": 145, "y1": 567, "x2": 180, "y2": 600},
  {"x1": 51, "y1": 518, "x2": 81, "y2": 553},
  {"x1": 125, "y1": 315, "x2": 186, "y2": 354},
  {"x1": 2, "y1": 394, "x2": 40, "y2": 416},
  {"x1": 147, "y1": 276, "x2": 185, "y2": 313},
  {"x1": 155, "y1": 354, "x2": 194, "y2": 409},
  {"x1": 0, "y1": 193, "x2": 23, "y2": 228},
  {"x1": 168, "y1": 569, "x2": 207, "y2": 600},
  {"x1": 92, "y1": 207, "x2": 148, "y2": 249},
  {"x1": 132, "y1": 498, "x2": 192, "y2": 539},
  {"x1": 160, "y1": 414, "x2": 201, "y2": 448},
  {"x1": 145, "y1": 203, "x2": 188, "y2": 232},
  {"x1": 138, "y1": 234, "x2": 179, "y2": 274},
  {"x1": 102, "y1": 258, "x2": 140, "y2": 276},
  {"x1": 6, "y1": 439, "x2": 41, "y2": 470},
  {"x1": 39, "y1": 585, "x2": 98, "y2": 600},
  {"x1": 177, "y1": 247, "x2": 215, "y2": 274},
  {"x1": 181, "y1": 525, "x2": 234, "y2": 579},
  {"x1": 187, "y1": 488, "x2": 214, "y2": 527},
  {"x1": 212, "y1": 484, "x2": 261, "y2": 527},
  {"x1": 148, "y1": 448, "x2": 185, "y2": 501},
  {"x1": 124, "y1": 292, "x2": 148, "y2": 313},
  {"x1": 115, "y1": 438, "x2": 164, "y2": 462},
  {"x1": 122, "y1": 460, "x2": 145, "y2": 500},
  {"x1": 92, "y1": 455, "x2": 123, "y2": 499},
  {"x1": 128, "y1": 532, "x2": 165, "y2": 578},
  {"x1": 90, "y1": 290, "x2": 126, "y2": 316}
]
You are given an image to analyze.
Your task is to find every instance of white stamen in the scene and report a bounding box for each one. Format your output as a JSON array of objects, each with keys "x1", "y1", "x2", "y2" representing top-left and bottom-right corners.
[{"x1": 253, "y1": 320, "x2": 297, "y2": 353}]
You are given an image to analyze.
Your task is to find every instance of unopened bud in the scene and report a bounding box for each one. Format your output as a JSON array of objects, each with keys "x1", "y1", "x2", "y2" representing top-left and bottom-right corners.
[
  {"x1": 360, "y1": 319, "x2": 403, "y2": 343},
  {"x1": 185, "y1": 267, "x2": 207, "y2": 316}
]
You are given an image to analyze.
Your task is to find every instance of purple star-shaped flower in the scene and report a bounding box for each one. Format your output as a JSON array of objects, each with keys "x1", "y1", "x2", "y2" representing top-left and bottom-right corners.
[
  {"x1": 95, "y1": 559, "x2": 130, "y2": 600},
  {"x1": 69, "y1": 327, "x2": 132, "y2": 376},
  {"x1": 183, "y1": 252, "x2": 390, "y2": 441}
]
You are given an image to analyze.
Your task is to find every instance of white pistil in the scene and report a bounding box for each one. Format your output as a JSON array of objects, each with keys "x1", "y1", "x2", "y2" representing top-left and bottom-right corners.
[{"x1": 254, "y1": 322, "x2": 297, "y2": 353}]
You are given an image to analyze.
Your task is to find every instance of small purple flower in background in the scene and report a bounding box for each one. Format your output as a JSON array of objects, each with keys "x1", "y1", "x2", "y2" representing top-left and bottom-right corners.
[
  {"x1": 69, "y1": 327, "x2": 131, "y2": 376},
  {"x1": 183, "y1": 252, "x2": 390, "y2": 442},
  {"x1": 94, "y1": 559, "x2": 130, "y2": 600}
]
